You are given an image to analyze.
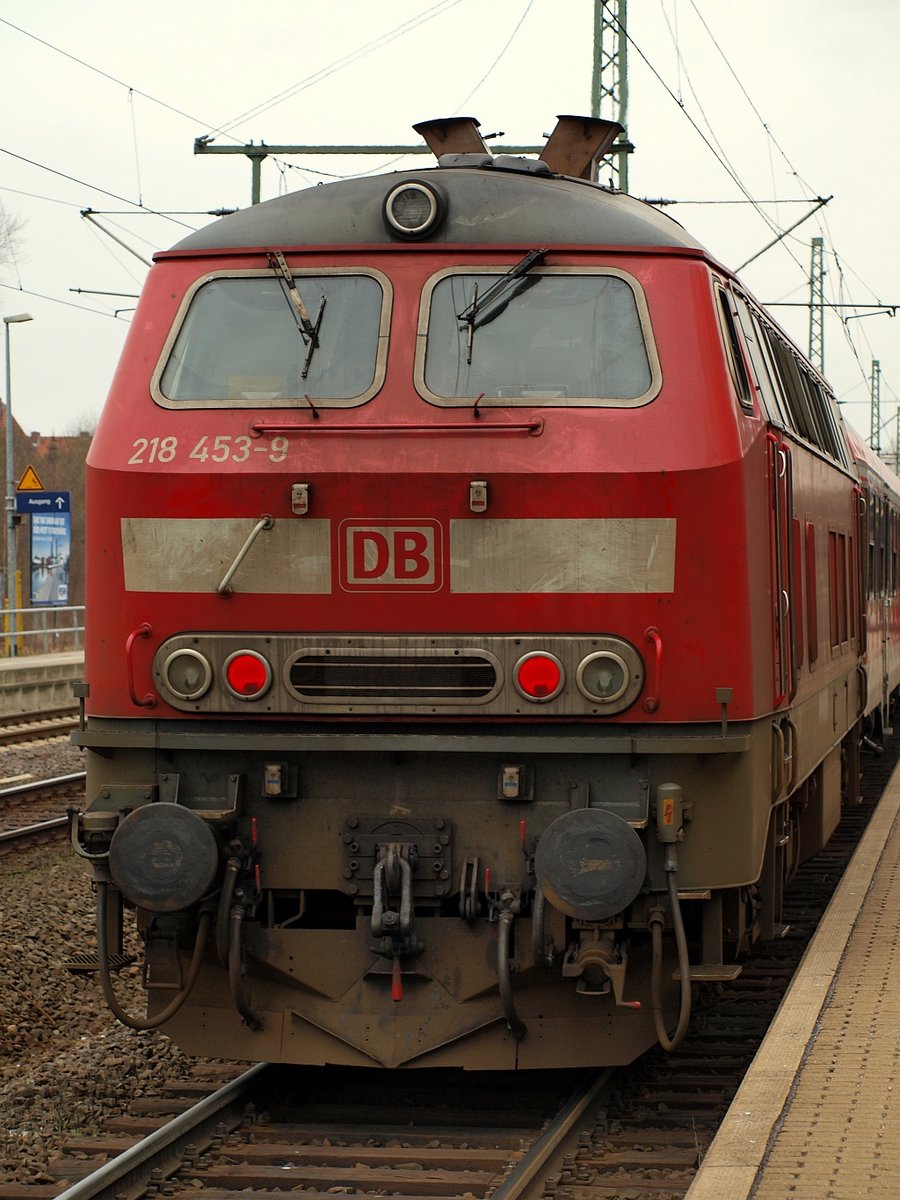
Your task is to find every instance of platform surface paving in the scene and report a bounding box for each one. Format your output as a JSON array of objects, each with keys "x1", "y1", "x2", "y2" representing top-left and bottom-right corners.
[{"x1": 686, "y1": 761, "x2": 900, "y2": 1199}]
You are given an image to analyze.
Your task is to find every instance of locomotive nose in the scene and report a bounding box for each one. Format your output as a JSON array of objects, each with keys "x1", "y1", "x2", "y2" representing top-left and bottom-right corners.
[
  {"x1": 108, "y1": 804, "x2": 220, "y2": 913},
  {"x1": 535, "y1": 807, "x2": 647, "y2": 921}
]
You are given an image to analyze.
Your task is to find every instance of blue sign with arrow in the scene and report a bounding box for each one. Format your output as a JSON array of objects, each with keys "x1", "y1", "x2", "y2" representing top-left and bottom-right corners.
[{"x1": 15, "y1": 490, "x2": 70, "y2": 514}]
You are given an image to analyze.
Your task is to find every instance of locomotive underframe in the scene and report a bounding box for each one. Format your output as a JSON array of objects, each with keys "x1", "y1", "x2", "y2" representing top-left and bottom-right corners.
[{"x1": 73, "y1": 703, "x2": 855, "y2": 1068}]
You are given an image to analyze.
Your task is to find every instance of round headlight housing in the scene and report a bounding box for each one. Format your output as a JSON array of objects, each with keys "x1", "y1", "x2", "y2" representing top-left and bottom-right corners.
[
  {"x1": 383, "y1": 180, "x2": 447, "y2": 240},
  {"x1": 223, "y1": 650, "x2": 272, "y2": 700},
  {"x1": 576, "y1": 639, "x2": 644, "y2": 714},
  {"x1": 161, "y1": 648, "x2": 212, "y2": 702},
  {"x1": 514, "y1": 651, "x2": 565, "y2": 703}
]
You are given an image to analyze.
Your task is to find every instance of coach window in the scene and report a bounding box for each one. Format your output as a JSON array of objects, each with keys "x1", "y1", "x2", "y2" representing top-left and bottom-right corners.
[
  {"x1": 829, "y1": 530, "x2": 850, "y2": 649},
  {"x1": 716, "y1": 287, "x2": 754, "y2": 413},
  {"x1": 415, "y1": 266, "x2": 661, "y2": 408},
  {"x1": 799, "y1": 371, "x2": 845, "y2": 464},
  {"x1": 152, "y1": 269, "x2": 392, "y2": 409},
  {"x1": 766, "y1": 330, "x2": 841, "y2": 460},
  {"x1": 732, "y1": 295, "x2": 791, "y2": 430},
  {"x1": 872, "y1": 495, "x2": 883, "y2": 598},
  {"x1": 867, "y1": 491, "x2": 876, "y2": 599},
  {"x1": 765, "y1": 333, "x2": 818, "y2": 444}
]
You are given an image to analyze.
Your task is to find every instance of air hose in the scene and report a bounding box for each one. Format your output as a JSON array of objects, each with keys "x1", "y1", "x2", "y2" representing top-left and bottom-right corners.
[
  {"x1": 96, "y1": 879, "x2": 211, "y2": 1031},
  {"x1": 649, "y1": 863, "x2": 692, "y2": 1051},
  {"x1": 215, "y1": 855, "x2": 241, "y2": 966},
  {"x1": 497, "y1": 902, "x2": 526, "y2": 1040},
  {"x1": 228, "y1": 903, "x2": 264, "y2": 1031}
]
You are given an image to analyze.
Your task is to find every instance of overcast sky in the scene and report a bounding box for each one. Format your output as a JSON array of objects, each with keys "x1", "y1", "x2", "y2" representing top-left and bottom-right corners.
[{"x1": 1, "y1": 0, "x2": 897, "y2": 450}]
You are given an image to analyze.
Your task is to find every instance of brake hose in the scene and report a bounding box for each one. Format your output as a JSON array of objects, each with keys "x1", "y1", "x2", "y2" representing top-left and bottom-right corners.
[
  {"x1": 649, "y1": 868, "x2": 692, "y2": 1051},
  {"x1": 228, "y1": 903, "x2": 264, "y2": 1031},
  {"x1": 96, "y1": 879, "x2": 211, "y2": 1031},
  {"x1": 497, "y1": 904, "x2": 526, "y2": 1040},
  {"x1": 216, "y1": 856, "x2": 241, "y2": 966}
]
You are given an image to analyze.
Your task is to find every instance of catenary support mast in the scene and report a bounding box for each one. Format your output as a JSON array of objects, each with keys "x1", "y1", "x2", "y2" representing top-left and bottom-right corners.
[
  {"x1": 870, "y1": 359, "x2": 882, "y2": 454},
  {"x1": 592, "y1": 0, "x2": 631, "y2": 191},
  {"x1": 808, "y1": 237, "x2": 825, "y2": 373}
]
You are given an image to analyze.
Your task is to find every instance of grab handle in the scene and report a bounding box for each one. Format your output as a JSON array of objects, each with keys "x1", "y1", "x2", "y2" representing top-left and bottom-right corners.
[
  {"x1": 644, "y1": 626, "x2": 663, "y2": 713},
  {"x1": 125, "y1": 622, "x2": 156, "y2": 709}
]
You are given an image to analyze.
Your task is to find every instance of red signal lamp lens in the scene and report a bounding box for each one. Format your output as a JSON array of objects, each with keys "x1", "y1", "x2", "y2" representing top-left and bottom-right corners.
[
  {"x1": 223, "y1": 650, "x2": 272, "y2": 699},
  {"x1": 514, "y1": 652, "x2": 563, "y2": 702}
]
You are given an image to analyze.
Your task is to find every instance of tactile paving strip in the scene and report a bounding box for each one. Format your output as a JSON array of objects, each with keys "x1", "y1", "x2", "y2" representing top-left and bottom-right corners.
[{"x1": 686, "y1": 771, "x2": 900, "y2": 1199}]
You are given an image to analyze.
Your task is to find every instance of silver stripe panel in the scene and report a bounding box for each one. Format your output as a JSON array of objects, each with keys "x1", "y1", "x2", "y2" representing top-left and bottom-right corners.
[
  {"x1": 121, "y1": 517, "x2": 675, "y2": 595},
  {"x1": 121, "y1": 517, "x2": 331, "y2": 594},
  {"x1": 449, "y1": 518, "x2": 676, "y2": 593}
]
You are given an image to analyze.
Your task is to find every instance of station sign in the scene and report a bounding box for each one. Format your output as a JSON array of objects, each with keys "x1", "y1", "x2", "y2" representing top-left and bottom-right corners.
[{"x1": 15, "y1": 490, "x2": 70, "y2": 514}]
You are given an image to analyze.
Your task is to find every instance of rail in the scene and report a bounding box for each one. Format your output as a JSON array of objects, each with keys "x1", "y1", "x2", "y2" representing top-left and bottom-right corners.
[
  {"x1": 493, "y1": 1070, "x2": 614, "y2": 1200},
  {"x1": 0, "y1": 772, "x2": 86, "y2": 850},
  {"x1": 0, "y1": 815, "x2": 69, "y2": 849},
  {"x1": 48, "y1": 1063, "x2": 611, "y2": 1200},
  {"x1": 52, "y1": 1063, "x2": 270, "y2": 1200},
  {"x1": 0, "y1": 704, "x2": 79, "y2": 744}
]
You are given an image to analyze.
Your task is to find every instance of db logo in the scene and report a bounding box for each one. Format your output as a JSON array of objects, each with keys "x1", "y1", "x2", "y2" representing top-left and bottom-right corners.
[{"x1": 339, "y1": 520, "x2": 442, "y2": 591}]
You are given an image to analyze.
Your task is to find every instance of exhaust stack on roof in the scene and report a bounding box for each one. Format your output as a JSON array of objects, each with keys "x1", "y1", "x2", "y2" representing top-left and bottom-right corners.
[
  {"x1": 413, "y1": 114, "x2": 624, "y2": 180},
  {"x1": 539, "y1": 115, "x2": 623, "y2": 180},
  {"x1": 413, "y1": 117, "x2": 489, "y2": 157}
]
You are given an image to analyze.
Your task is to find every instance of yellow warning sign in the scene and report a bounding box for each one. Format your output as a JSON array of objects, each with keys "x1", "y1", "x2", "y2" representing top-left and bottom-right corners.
[{"x1": 16, "y1": 465, "x2": 45, "y2": 491}]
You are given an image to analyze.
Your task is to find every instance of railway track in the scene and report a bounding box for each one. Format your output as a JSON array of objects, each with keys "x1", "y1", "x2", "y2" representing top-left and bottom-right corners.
[
  {"x1": 23, "y1": 1065, "x2": 615, "y2": 1200},
  {"x1": 5, "y1": 734, "x2": 896, "y2": 1200},
  {"x1": 0, "y1": 773, "x2": 85, "y2": 847},
  {"x1": 0, "y1": 703, "x2": 84, "y2": 847},
  {"x1": 0, "y1": 705, "x2": 78, "y2": 746}
]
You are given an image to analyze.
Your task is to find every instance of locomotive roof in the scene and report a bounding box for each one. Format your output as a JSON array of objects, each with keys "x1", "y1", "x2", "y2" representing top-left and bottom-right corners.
[{"x1": 168, "y1": 165, "x2": 706, "y2": 255}]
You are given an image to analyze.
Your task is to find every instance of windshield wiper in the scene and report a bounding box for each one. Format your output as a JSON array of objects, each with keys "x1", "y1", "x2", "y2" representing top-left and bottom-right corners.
[
  {"x1": 268, "y1": 250, "x2": 326, "y2": 378},
  {"x1": 456, "y1": 247, "x2": 547, "y2": 364}
]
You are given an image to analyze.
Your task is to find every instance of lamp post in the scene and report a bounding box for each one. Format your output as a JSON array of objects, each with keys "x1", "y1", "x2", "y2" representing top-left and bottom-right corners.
[{"x1": 4, "y1": 313, "x2": 33, "y2": 654}]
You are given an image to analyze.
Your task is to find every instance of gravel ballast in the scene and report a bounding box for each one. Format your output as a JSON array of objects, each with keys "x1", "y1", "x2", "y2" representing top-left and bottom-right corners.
[{"x1": 0, "y1": 738, "x2": 227, "y2": 1186}]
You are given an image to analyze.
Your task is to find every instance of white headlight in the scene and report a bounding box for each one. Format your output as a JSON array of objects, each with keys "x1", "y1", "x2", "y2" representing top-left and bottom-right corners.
[
  {"x1": 575, "y1": 639, "x2": 644, "y2": 713},
  {"x1": 383, "y1": 180, "x2": 446, "y2": 239},
  {"x1": 162, "y1": 648, "x2": 212, "y2": 701}
]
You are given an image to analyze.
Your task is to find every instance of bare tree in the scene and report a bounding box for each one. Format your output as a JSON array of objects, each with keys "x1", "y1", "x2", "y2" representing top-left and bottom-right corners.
[{"x1": 0, "y1": 202, "x2": 24, "y2": 273}]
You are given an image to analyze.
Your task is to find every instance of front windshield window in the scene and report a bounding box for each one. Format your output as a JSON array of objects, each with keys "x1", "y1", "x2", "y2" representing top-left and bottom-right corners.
[
  {"x1": 419, "y1": 267, "x2": 657, "y2": 407},
  {"x1": 155, "y1": 270, "x2": 389, "y2": 408}
]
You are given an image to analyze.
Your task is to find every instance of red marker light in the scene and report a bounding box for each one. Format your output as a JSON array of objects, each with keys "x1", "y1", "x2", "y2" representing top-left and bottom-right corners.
[
  {"x1": 224, "y1": 650, "x2": 272, "y2": 699},
  {"x1": 515, "y1": 653, "x2": 563, "y2": 701}
]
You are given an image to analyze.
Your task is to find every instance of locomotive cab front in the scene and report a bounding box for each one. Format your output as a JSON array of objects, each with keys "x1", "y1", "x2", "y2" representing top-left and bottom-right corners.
[{"x1": 73, "y1": 115, "x2": 863, "y2": 1069}]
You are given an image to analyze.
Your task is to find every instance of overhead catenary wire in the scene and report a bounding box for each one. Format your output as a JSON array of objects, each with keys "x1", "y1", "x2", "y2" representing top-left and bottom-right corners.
[
  {"x1": 681, "y1": 0, "x2": 897, "y2": 409},
  {"x1": 452, "y1": 0, "x2": 535, "y2": 113},
  {"x1": 608, "y1": 12, "x2": 791, "y2": 244},
  {"x1": 0, "y1": 144, "x2": 196, "y2": 230},
  {"x1": 0, "y1": 280, "x2": 130, "y2": 320},
  {"x1": 212, "y1": 0, "x2": 465, "y2": 134},
  {"x1": 80, "y1": 212, "x2": 152, "y2": 277},
  {"x1": 0, "y1": 16, "x2": 225, "y2": 136},
  {"x1": 128, "y1": 88, "x2": 143, "y2": 208},
  {"x1": 0, "y1": 1, "x2": 896, "y2": 439},
  {"x1": 273, "y1": 0, "x2": 536, "y2": 183},
  {"x1": 648, "y1": 1, "x2": 895, "y2": 427}
]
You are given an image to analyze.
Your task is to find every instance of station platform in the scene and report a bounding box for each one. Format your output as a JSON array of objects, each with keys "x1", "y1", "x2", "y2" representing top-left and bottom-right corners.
[
  {"x1": 687, "y1": 759, "x2": 900, "y2": 1198},
  {"x1": 0, "y1": 649, "x2": 83, "y2": 713}
]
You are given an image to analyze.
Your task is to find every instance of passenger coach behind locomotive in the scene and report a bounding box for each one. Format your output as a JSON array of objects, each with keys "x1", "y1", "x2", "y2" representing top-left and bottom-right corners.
[{"x1": 72, "y1": 115, "x2": 883, "y2": 1070}]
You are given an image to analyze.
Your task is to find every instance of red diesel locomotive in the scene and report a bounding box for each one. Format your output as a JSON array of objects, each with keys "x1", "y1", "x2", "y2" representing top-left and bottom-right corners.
[{"x1": 72, "y1": 115, "x2": 900, "y2": 1069}]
